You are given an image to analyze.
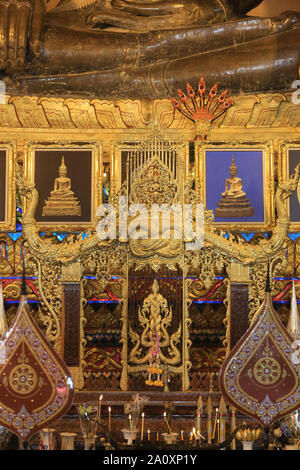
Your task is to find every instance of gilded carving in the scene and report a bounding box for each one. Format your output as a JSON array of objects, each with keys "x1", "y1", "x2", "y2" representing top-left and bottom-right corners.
[
  {"x1": 128, "y1": 280, "x2": 182, "y2": 387},
  {"x1": 0, "y1": 94, "x2": 298, "y2": 130},
  {"x1": 0, "y1": 236, "x2": 14, "y2": 274},
  {"x1": 11, "y1": 112, "x2": 300, "y2": 394}
]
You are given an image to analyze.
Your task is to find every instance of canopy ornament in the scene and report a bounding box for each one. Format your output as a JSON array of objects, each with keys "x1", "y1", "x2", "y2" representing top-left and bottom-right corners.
[{"x1": 170, "y1": 77, "x2": 233, "y2": 140}]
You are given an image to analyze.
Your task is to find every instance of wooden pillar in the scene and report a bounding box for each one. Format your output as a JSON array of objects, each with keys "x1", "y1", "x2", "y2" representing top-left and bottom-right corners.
[
  {"x1": 61, "y1": 261, "x2": 83, "y2": 389},
  {"x1": 227, "y1": 262, "x2": 249, "y2": 350}
]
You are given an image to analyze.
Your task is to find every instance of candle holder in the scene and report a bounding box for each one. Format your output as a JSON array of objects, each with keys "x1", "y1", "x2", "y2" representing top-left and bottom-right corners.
[
  {"x1": 121, "y1": 429, "x2": 138, "y2": 446},
  {"x1": 77, "y1": 404, "x2": 98, "y2": 450},
  {"x1": 124, "y1": 393, "x2": 148, "y2": 443},
  {"x1": 83, "y1": 435, "x2": 98, "y2": 450},
  {"x1": 236, "y1": 428, "x2": 261, "y2": 451},
  {"x1": 39, "y1": 428, "x2": 56, "y2": 450},
  {"x1": 162, "y1": 432, "x2": 178, "y2": 445},
  {"x1": 60, "y1": 432, "x2": 77, "y2": 450}
]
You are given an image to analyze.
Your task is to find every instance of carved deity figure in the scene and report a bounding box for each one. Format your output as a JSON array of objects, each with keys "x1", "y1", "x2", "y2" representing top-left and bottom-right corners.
[
  {"x1": 215, "y1": 156, "x2": 254, "y2": 218},
  {"x1": 1, "y1": 0, "x2": 300, "y2": 99},
  {"x1": 143, "y1": 279, "x2": 167, "y2": 354},
  {"x1": 129, "y1": 279, "x2": 181, "y2": 376},
  {"x1": 42, "y1": 156, "x2": 81, "y2": 216}
]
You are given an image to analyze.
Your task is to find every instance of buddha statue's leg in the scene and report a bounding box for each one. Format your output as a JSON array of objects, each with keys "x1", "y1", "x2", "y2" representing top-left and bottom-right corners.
[
  {"x1": 20, "y1": 11, "x2": 300, "y2": 75},
  {"x1": 147, "y1": 27, "x2": 300, "y2": 98},
  {"x1": 16, "y1": 25, "x2": 300, "y2": 99}
]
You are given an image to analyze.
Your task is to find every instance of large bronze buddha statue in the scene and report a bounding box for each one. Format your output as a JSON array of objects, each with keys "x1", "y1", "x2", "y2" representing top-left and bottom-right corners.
[{"x1": 0, "y1": 0, "x2": 299, "y2": 99}]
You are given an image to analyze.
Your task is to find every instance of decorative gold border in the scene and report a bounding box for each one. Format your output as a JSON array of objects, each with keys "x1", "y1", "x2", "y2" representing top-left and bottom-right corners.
[
  {"x1": 278, "y1": 140, "x2": 300, "y2": 232},
  {"x1": 196, "y1": 141, "x2": 274, "y2": 231},
  {"x1": 0, "y1": 142, "x2": 16, "y2": 231},
  {"x1": 23, "y1": 141, "x2": 102, "y2": 232},
  {"x1": 111, "y1": 141, "x2": 189, "y2": 194}
]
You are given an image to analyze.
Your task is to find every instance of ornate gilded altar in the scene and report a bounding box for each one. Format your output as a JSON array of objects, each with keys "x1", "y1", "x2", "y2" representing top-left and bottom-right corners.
[{"x1": 0, "y1": 0, "x2": 299, "y2": 447}]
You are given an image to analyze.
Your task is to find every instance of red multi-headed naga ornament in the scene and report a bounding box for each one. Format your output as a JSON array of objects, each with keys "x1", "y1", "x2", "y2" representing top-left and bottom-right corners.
[{"x1": 171, "y1": 77, "x2": 233, "y2": 140}]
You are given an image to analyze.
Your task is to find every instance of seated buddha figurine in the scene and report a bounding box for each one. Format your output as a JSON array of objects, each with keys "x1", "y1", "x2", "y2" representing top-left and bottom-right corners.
[
  {"x1": 215, "y1": 157, "x2": 254, "y2": 218},
  {"x1": 42, "y1": 156, "x2": 81, "y2": 216}
]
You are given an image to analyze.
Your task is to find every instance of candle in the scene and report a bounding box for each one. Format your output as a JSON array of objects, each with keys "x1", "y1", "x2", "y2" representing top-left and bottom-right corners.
[
  {"x1": 98, "y1": 394, "x2": 103, "y2": 420},
  {"x1": 108, "y1": 406, "x2": 111, "y2": 431},
  {"x1": 181, "y1": 430, "x2": 184, "y2": 441},
  {"x1": 129, "y1": 414, "x2": 133, "y2": 440},
  {"x1": 147, "y1": 429, "x2": 150, "y2": 441},
  {"x1": 141, "y1": 412, "x2": 144, "y2": 441},
  {"x1": 196, "y1": 411, "x2": 201, "y2": 434},
  {"x1": 156, "y1": 432, "x2": 159, "y2": 441},
  {"x1": 212, "y1": 408, "x2": 218, "y2": 440}
]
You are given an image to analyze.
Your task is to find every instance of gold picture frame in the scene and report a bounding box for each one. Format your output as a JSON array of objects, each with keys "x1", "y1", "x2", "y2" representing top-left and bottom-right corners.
[
  {"x1": 24, "y1": 141, "x2": 102, "y2": 232},
  {"x1": 278, "y1": 140, "x2": 300, "y2": 232},
  {"x1": 196, "y1": 141, "x2": 275, "y2": 231},
  {"x1": 0, "y1": 142, "x2": 16, "y2": 232}
]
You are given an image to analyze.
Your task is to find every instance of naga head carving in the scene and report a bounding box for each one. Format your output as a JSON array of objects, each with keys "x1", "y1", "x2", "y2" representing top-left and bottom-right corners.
[{"x1": 171, "y1": 77, "x2": 233, "y2": 140}]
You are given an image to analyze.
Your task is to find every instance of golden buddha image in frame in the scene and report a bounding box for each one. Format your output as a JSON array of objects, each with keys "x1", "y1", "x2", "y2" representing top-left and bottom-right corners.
[
  {"x1": 278, "y1": 140, "x2": 300, "y2": 232},
  {"x1": 196, "y1": 141, "x2": 275, "y2": 231},
  {"x1": 0, "y1": 142, "x2": 16, "y2": 232},
  {"x1": 23, "y1": 142, "x2": 102, "y2": 232}
]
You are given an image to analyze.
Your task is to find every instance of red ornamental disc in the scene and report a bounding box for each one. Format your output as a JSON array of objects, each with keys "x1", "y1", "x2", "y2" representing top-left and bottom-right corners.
[
  {"x1": 0, "y1": 296, "x2": 74, "y2": 440},
  {"x1": 219, "y1": 292, "x2": 300, "y2": 428}
]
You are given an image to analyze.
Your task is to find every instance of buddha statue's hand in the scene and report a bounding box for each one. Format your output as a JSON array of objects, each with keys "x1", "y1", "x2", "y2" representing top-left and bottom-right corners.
[
  {"x1": 275, "y1": 10, "x2": 300, "y2": 30},
  {"x1": 86, "y1": 0, "x2": 243, "y2": 32},
  {"x1": 0, "y1": 0, "x2": 45, "y2": 73}
]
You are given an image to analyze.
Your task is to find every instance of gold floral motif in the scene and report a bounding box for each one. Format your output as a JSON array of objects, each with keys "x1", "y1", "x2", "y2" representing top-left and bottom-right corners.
[
  {"x1": 253, "y1": 356, "x2": 281, "y2": 386},
  {"x1": 9, "y1": 363, "x2": 38, "y2": 395},
  {"x1": 131, "y1": 157, "x2": 178, "y2": 208},
  {"x1": 84, "y1": 348, "x2": 121, "y2": 371}
]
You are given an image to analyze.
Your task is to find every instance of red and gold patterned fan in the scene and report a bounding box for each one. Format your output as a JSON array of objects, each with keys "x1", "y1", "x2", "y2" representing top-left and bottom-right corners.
[
  {"x1": 0, "y1": 265, "x2": 74, "y2": 441},
  {"x1": 219, "y1": 267, "x2": 300, "y2": 428}
]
